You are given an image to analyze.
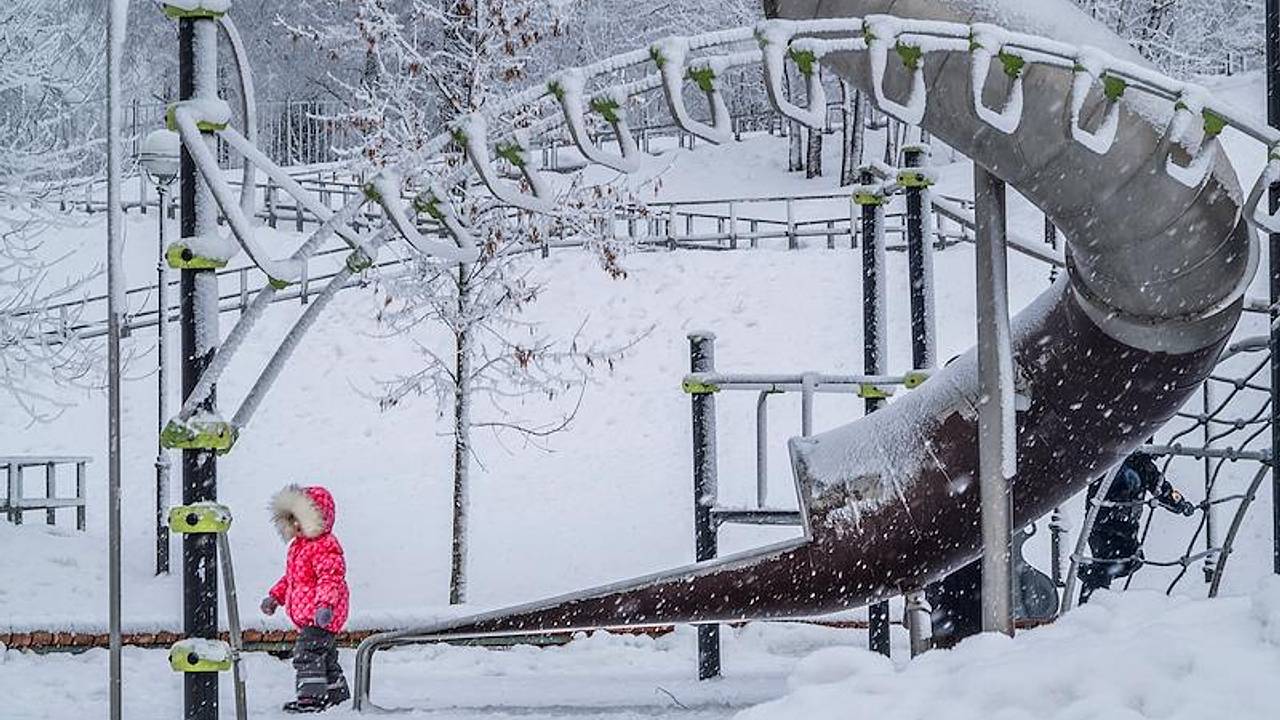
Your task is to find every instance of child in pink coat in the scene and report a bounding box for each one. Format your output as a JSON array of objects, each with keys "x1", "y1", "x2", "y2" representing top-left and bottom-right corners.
[{"x1": 261, "y1": 484, "x2": 351, "y2": 713}]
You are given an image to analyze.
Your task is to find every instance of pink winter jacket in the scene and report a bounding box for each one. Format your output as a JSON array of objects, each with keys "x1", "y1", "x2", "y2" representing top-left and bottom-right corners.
[{"x1": 268, "y1": 485, "x2": 350, "y2": 633}]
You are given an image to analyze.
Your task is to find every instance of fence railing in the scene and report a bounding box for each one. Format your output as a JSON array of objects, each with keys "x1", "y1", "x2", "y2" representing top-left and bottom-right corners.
[
  {"x1": 1, "y1": 457, "x2": 90, "y2": 530},
  {"x1": 36, "y1": 188, "x2": 990, "y2": 342}
]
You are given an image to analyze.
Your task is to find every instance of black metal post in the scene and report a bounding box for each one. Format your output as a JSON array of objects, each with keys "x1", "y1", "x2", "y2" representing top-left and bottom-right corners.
[
  {"x1": 902, "y1": 145, "x2": 935, "y2": 370},
  {"x1": 689, "y1": 332, "x2": 721, "y2": 680},
  {"x1": 859, "y1": 168, "x2": 892, "y2": 658},
  {"x1": 1269, "y1": 0, "x2": 1280, "y2": 578},
  {"x1": 179, "y1": 16, "x2": 219, "y2": 720}
]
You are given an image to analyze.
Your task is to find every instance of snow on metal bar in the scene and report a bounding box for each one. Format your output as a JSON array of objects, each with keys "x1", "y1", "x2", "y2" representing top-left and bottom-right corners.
[
  {"x1": 219, "y1": 127, "x2": 370, "y2": 254},
  {"x1": 757, "y1": 21, "x2": 831, "y2": 129},
  {"x1": 391, "y1": 180, "x2": 478, "y2": 262},
  {"x1": 1162, "y1": 87, "x2": 1224, "y2": 189},
  {"x1": 969, "y1": 25, "x2": 1026, "y2": 135},
  {"x1": 862, "y1": 16, "x2": 944, "y2": 127},
  {"x1": 454, "y1": 113, "x2": 557, "y2": 213},
  {"x1": 173, "y1": 108, "x2": 302, "y2": 282},
  {"x1": 651, "y1": 38, "x2": 735, "y2": 145},
  {"x1": 173, "y1": 197, "x2": 373, "y2": 421},
  {"x1": 685, "y1": 372, "x2": 924, "y2": 391},
  {"x1": 1244, "y1": 147, "x2": 1280, "y2": 235},
  {"x1": 548, "y1": 70, "x2": 641, "y2": 173},
  {"x1": 1068, "y1": 49, "x2": 1126, "y2": 155},
  {"x1": 232, "y1": 228, "x2": 395, "y2": 431}
]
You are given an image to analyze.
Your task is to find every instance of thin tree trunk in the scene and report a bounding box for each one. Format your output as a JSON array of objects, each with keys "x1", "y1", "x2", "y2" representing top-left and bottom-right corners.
[
  {"x1": 785, "y1": 67, "x2": 803, "y2": 172},
  {"x1": 840, "y1": 81, "x2": 864, "y2": 186},
  {"x1": 806, "y1": 126, "x2": 823, "y2": 178},
  {"x1": 449, "y1": 265, "x2": 472, "y2": 605}
]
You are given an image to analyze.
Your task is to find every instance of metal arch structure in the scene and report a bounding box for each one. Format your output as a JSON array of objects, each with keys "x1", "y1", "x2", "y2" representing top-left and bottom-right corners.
[{"x1": 148, "y1": 0, "x2": 1280, "y2": 713}]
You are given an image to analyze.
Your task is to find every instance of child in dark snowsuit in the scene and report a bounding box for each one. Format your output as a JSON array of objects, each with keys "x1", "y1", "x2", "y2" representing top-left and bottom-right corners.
[
  {"x1": 1077, "y1": 451, "x2": 1196, "y2": 604},
  {"x1": 261, "y1": 485, "x2": 351, "y2": 713}
]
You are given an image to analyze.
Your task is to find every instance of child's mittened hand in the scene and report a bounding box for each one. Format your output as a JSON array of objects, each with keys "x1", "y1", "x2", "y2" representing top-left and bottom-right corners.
[
  {"x1": 314, "y1": 606, "x2": 333, "y2": 628},
  {"x1": 260, "y1": 596, "x2": 279, "y2": 616}
]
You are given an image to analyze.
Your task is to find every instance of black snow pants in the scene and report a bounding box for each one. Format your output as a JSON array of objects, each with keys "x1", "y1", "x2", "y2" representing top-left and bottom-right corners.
[{"x1": 293, "y1": 626, "x2": 347, "y2": 701}]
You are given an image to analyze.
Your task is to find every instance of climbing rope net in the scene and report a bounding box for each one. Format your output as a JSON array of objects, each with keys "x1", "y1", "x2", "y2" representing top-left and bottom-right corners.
[{"x1": 164, "y1": 7, "x2": 1278, "y2": 595}]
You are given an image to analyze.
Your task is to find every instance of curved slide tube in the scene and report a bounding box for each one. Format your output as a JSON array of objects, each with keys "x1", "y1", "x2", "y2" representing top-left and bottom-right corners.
[{"x1": 355, "y1": 0, "x2": 1253, "y2": 707}]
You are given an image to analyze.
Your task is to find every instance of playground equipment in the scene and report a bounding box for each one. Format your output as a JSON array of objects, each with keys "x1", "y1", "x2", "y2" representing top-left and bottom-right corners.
[
  {"x1": 342, "y1": 0, "x2": 1278, "y2": 708},
  {"x1": 123, "y1": 0, "x2": 1280, "y2": 716}
]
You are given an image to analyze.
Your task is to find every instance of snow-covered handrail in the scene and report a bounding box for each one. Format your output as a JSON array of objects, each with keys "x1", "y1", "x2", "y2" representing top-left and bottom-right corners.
[
  {"x1": 453, "y1": 113, "x2": 557, "y2": 214},
  {"x1": 170, "y1": 105, "x2": 303, "y2": 283},
  {"x1": 652, "y1": 38, "x2": 740, "y2": 145}
]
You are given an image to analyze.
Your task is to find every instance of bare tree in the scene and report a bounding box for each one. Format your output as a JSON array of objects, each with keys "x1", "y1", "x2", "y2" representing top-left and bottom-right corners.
[
  {"x1": 1, "y1": 1, "x2": 103, "y2": 420},
  {"x1": 291, "y1": 0, "x2": 650, "y2": 604}
]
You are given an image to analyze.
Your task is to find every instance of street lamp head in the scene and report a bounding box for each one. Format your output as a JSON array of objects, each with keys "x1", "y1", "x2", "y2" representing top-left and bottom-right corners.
[{"x1": 139, "y1": 129, "x2": 181, "y2": 187}]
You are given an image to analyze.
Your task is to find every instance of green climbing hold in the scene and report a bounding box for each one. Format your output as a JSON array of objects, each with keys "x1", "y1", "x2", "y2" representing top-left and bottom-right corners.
[
  {"x1": 858, "y1": 384, "x2": 894, "y2": 400},
  {"x1": 169, "y1": 640, "x2": 232, "y2": 673},
  {"x1": 165, "y1": 104, "x2": 227, "y2": 134},
  {"x1": 1102, "y1": 75, "x2": 1127, "y2": 102},
  {"x1": 998, "y1": 51, "x2": 1026, "y2": 79},
  {"x1": 167, "y1": 503, "x2": 233, "y2": 534},
  {"x1": 895, "y1": 43, "x2": 923, "y2": 71},
  {"x1": 495, "y1": 140, "x2": 527, "y2": 168},
  {"x1": 413, "y1": 196, "x2": 446, "y2": 222},
  {"x1": 346, "y1": 249, "x2": 374, "y2": 274},
  {"x1": 788, "y1": 48, "x2": 817, "y2": 77},
  {"x1": 649, "y1": 46, "x2": 667, "y2": 70},
  {"x1": 162, "y1": 2, "x2": 227, "y2": 20},
  {"x1": 854, "y1": 191, "x2": 885, "y2": 207},
  {"x1": 688, "y1": 65, "x2": 718, "y2": 93},
  {"x1": 165, "y1": 243, "x2": 228, "y2": 271},
  {"x1": 160, "y1": 417, "x2": 237, "y2": 454},
  {"x1": 897, "y1": 169, "x2": 933, "y2": 190},
  {"x1": 590, "y1": 96, "x2": 623, "y2": 124},
  {"x1": 682, "y1": 378, "x2": 721, "y2": 395},
  {"x1": 1202, "y1": 109, "x2": 1227, "y2": 138},
  {"x1": 904, "y1": 371, "x2": 930, "y2": 390}
]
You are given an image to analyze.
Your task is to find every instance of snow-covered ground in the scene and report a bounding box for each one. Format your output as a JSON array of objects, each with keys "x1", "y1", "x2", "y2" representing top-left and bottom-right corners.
[{"x1": 3, "y1": 71, "x2": 1279, "y2": 718}]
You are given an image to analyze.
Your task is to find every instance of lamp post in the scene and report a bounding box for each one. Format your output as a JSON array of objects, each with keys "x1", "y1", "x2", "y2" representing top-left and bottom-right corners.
[{"x1": 139, "y1": 129, "x2": 180, "y2": 577}]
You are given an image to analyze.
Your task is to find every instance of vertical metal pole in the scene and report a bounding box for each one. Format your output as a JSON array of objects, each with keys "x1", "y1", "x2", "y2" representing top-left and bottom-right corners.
[
  {"x1": 902, "y1": 145, "x2": 936, "y2": 370},
  {"x1": 5, "y1": 462, "x2": 15, "y2": 524},
  {"x1": 859, "y1": 167, "x2": 892, "y2": 657},
  {"x1": 14, "y1": 465, "x2": 24, "y2": 525},
  {"x1": 1050, "y1": 507, "x2": 1066, "y2": 587},
  {"x1": 974, "y1": 164, "x2": 1015, "y2": 637},
  {"x1": 45, "y1": 462, "x2": 56, "y2": 526},
  {"x1": 107, "y1": 3, "x2": 127, "y2": 718},
  {"x1": 1203, "y1": 383, "x2": 1217, "y2": 583},
  {"x1": 689, "y1": 333, "x2": 720, "y2": 680},
  {"x1": 800, "y1": 374, "x2": 816, "y2": 437},
  {"x1": 903, "y1": 146, "x2": 936, "y2": 655},
  {"x1": 786, "y1": 198, "x2": 797, "y2": 250},
  {"x1": 756, "y1": 391, "x2": 769, "y2": 508},
  {"x1": 76, "y1": 462, "x2": 86, "y2": 531},
  {"x1": 180, "y1": 13, "x2": 221, "y2": 719},
  {"x1": 157, "y1": 185, "x2": 171, "y2": 576},
  {"x1": 1268, "y1": 0, "x2": 1280, "y2": 578}
]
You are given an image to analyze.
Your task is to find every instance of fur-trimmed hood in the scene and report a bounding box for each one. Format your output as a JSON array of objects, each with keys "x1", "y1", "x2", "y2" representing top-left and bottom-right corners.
[{"x1": 271, "y1": 485, "x2": 336, "y2": 540}]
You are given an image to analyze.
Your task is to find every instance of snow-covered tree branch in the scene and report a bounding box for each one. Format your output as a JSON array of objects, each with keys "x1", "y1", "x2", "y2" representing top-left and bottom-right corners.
[{"x1": 0, "y1": 1, "x2": 103, "y2": 421}]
